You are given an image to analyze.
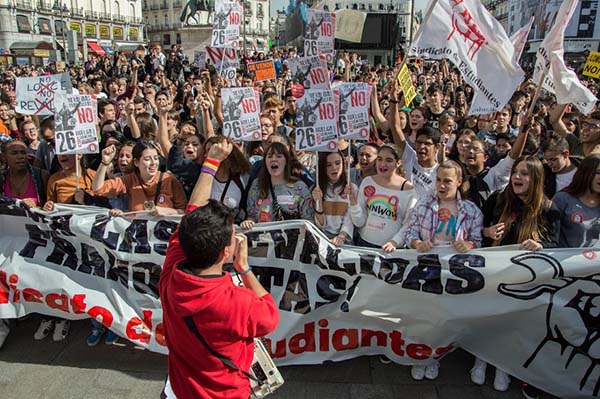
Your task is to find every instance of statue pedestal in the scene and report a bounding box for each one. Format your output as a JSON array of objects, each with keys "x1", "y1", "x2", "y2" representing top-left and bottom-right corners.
[{"x1": 180, "y1": 26, "x2": 212, "y2": 53}]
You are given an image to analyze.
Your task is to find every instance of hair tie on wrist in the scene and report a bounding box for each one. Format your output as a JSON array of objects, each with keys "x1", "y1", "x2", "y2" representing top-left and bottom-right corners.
[
  {"x1": 237, "y1": 266, "x2": 252, "y2": 275},
  {"x1": 201, "y1": 165, "x2": 217, "y2": 176}
]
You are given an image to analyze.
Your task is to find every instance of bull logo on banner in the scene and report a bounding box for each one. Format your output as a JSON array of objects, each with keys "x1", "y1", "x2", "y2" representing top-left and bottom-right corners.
[
  {"x1": 498, "y1": 253, "x2": 600, "y2": 396},
  {"x1": 447, "y1": 0, "x2": 487, "y2": 61}
]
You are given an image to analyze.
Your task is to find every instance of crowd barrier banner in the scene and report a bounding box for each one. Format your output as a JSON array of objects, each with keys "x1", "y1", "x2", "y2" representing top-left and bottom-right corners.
[{"x1": 0, "y1": 201, "x2": 598, "y2": 399}]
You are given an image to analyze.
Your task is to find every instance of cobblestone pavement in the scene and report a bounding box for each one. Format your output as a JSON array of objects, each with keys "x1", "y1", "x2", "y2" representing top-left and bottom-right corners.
[{"x1": 0, "y1": 318, "x2": 558, "y2": 398}]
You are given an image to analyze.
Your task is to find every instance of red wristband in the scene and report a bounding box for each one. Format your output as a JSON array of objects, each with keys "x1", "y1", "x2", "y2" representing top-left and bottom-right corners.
[{"x1": 203, "y1": 157, "x2": 221, "y2": 168}]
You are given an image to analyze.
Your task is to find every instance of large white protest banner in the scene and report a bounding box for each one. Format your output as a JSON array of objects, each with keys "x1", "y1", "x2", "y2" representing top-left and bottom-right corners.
[
  {"x1": 533, "y1": 0, "x2": 597, "y2": 115},
  {"x1": 15, "y1": 73, "x2": 73, "y2": 116},
  {"x1": 54, "y1": 93, "x2": 99, "y2": 155},
  {"x1": 221, "y1": 87, "x2": 261, "y2": 141},
  {"x1": 409, "y1": 0, "x2": 524, "y2": 115},
  {"x1": 287, "y1": 56, "x2": 330, "y2": 90},
  {"x1": 510, "y1": 16, "x2": 534, "y2": 64},
  {"x1": 206, "y1": 46, "x2": 239, "y2": 70},
  {"x1": 0, "y1": 201, "x2": 598, "y2": 398},
  {"x1": 296, "y1": 89, "x2": 338, "y2": 152},
  {"x1": 332, "y1": 82, "x2": 371, "y2": 140},
  {"x1": 211, "y1": 1, "x2": 242, "y2": 48},
  {"x1": 304, "y1": 9, "x2": 335, "y2": 62}
]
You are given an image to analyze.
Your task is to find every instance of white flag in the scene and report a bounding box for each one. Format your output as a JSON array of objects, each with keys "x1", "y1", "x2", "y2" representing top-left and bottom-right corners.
[
  {"x1": 409, "y1": 0, "x2": 524, "y2": 115},
  {"x1": 533, "y1": 0, "x2": 596, "y2": 115},
  {"x1": 510, "y1": 16, "x2": 534, "y2": 64}
]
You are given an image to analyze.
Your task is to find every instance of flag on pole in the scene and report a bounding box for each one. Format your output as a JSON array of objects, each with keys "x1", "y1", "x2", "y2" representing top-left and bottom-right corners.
[
  {"x1": 510, "y1": 16, "x2": 534, "y2": 64},
  {"x1": 533, "y1": 0, "x2": 596, "y2": 115},
  {"x1": 409, "y1": 0, "x2": 524, "y2": 115}
]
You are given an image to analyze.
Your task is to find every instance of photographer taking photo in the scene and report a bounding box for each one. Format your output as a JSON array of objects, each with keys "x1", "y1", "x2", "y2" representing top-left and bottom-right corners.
[{"x1": 160, "y1": 141, "x2": 279, "y2": 399}]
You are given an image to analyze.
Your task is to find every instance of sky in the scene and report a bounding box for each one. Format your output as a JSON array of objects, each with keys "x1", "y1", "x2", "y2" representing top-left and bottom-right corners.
[{"x1": 269, "y1": 0, "x2": 429, "y2": 17}]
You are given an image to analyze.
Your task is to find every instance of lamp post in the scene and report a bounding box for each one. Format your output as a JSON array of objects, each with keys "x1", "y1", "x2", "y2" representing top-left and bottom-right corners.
[{"x1": 53, "y1": 1, "x2": 67, "y2": 62}]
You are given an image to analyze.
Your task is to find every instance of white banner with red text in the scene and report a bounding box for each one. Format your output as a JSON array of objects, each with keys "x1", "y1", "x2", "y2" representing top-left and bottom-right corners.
[{"x1": 0, "y1": 201, "x2": 597, "y2": 399}]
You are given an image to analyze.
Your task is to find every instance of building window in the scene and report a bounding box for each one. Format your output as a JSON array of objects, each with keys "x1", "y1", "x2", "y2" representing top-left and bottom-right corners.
[
  {"x1": 130, "y1": 3, "x2": 135, "y2": 19},
  {"x1": 163, "y1": 33, "x2": 171, "y2": 44},
  {"x1": 38, "y1": 18, "x2": 53, "y2": 34},
  {"x1": 16, "y1": 15, "x2": 32, "y2": 33},
  {"x1": 114, "y1": 1, "x2": 120, "y2": 15}
]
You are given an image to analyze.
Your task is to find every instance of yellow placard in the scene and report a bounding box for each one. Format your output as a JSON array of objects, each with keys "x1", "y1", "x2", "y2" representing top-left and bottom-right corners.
[
  {"x1": 397, "y1": 64, "x2": 416, "y2": 106},
  {"x1": 583, "y1": 51, "x2": 600, "y2": 78}
]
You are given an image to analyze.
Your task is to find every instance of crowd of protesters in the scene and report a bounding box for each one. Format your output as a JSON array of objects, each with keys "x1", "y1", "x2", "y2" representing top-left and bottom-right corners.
[{"x1": 0, "y1": 43, "x2": 599, "y2": 397}]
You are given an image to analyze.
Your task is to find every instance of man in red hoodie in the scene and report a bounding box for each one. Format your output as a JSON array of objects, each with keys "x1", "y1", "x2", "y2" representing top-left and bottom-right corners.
[{"x1": 160, "y1": 141, "x2": 280, "y2": 399}]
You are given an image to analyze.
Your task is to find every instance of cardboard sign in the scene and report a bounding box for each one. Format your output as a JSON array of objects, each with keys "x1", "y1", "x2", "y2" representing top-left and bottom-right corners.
[
  {"x1": 211, "y1": 1, "x2": 242, "y2": 48},
  {"x1": 582, "y1": 51, "x2": 600, "y2": 78},
  {"x1": 15, "y1": 73, "x2": 73, "y2": 115},
  {"x1": 54, "y1": 93, "x2": 99, "y2": 154},
  {"x1": 287, "y1": 56, "x2": 329, "y2": 90},
  {"x1": 193, "y1": 50, "x2": 207, "y2": 69},
  {"x1": 332, "y1": 82, "x2": 371, "y2": 140},
  {"x1": 221, "y1": 87, "x2": 261, "y2": 141},
  {"x1": 247, "y1": 60, "x2": 276, "y2": 81},
  {"x1": 296, "y1": 89, "x2": 338, "y2": 152},
  {"x1": 220, "y1": 67, "x2": 238, "y2": 86},
  {"x1": 206, "y1": 47, "x2": 239, "y2": 70},
  {"x1": 397, "y1": 64, "x2": 417, "y2": 106},
  {"x1": 304, "y1": 9, "x2": 335, "y2": 59}
]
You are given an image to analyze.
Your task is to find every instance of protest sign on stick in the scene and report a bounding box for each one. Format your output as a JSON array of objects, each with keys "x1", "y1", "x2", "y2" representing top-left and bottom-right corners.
[
  {"x1": 221, "y1": 87, "x2": 261, "y2": 141},
  {"x1": 211, "y1": 1, "x2": 242, "y2": 48},
  {"x1": 54, "y1": 93, "x2": 99, "y2": 155},
  {"x1": 304, "y1": 9, "x2": 335, "y2": 62},
  {"x1": 15, "y1": 73, "x2": 73, "y2": 116},
  {"x1": 583, "y1": 51, "x2": 600, "y2": 79},
  {"x1": 248, "y1": 60, "x2": 276, "y2": 82},
  {"x1": 206, "y1": 46, "x2": 239, "y2": 70},
  {"x1": 396, "y1": 64, "x2": 417, "y2": 106},
  {"x1": 287, "y1": 56, "x2": 329, "y2": 90},
  {"x1": 296, "y1": 89, "x2": 338, "y2": 152},
  {"x1": 193, "y1": 50, "x2": 207, "y2": 69},
  {"x1": 332, "y1": 82, "x2": 371, "y2": 140}
]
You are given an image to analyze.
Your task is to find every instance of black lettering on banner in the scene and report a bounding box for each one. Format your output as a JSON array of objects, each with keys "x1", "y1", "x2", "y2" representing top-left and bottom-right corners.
[
  {"x1": 19, "y1": 224, "x2": 50, "y2": 258},
  {"x1": 48, "y1": 214, "x2": 75, "y2": 236},
  {"x1": 299, "y1": 228, "x2": 321, "y2": 265},
  {"x1": 152, "y1": 220, "x2": 178, "y2": 255},
  {"x1": 246, "y1": 231, "x2": 269, "y2": 257},
  {"x1": 402, "y1": 254, "x2": 443, "y2": 294},
  {"x1": 359, "y1": 253, "x2": 377, "y2": 277},
  {"x1": 446, "y1": 254, "x2": 485, "y2": 294},
  {"x1": 90, "y1": 214, "x2": 119, "y2": 250},
  {"x1": 79, "y1": 242, "x2": 107, "y2": 277},
  {"x1": 325, "y1": 246, "x2": 357, "y2": 275},
  {"x1": 251, "y1": 265, "x2": 285, "y2": 292},
  {"x1": 279, "y1": 270, "x2": 311, "y2": 314},
  {"x1": 315, "y1": 274, "x2": 347, "y2": 309},
  {"x1": 379, "y1": 257, "x2": 410, "y2": 284},
  {"x1": 271, "y1": 228, "x2": 300, "y2": 260},
  {"x1": 45, "y1": 234, "x2": 78, "y2": 270},
  {"x1": 0, "y1": 201, "x2": 28, "y2": 217},
  {"x1": 117, "y1": 219, "x2": 151, "y2": 254}
]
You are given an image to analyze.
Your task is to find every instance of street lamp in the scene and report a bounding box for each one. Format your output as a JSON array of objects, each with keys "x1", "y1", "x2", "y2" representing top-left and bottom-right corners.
[{"x1": 53, "y1": 1, "x2": 67, "y2": 62}]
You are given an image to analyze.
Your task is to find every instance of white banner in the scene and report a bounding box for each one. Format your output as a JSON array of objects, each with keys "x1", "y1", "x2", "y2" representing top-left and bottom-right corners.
[
  {"x1": 221, "y1": 87, "x2": 261, "y2": 141},
  {"x1": 409, "y1": 0, "x2": 524, "y2": 115},
  {"x1": 211, "y1": 1, "x2": 242, "y2": 48},
  {"x1": 206, "y1": 47, "x2": 239, "y2": 70},
  {"x1": 54, "y1": 93, "x2": 99, "y2": 155},
  {"x1": 510, "y1": 15, "x2": 534, "y2": 64},
  {"x1": 0, "y1": 202, "x2": 599, "y2": 399},
  {"x1": 332, "y1": 82, "x2": 371, "y2": 140},
  {"x1": 533, "y1": 0, "x2": 597, "y2": 115},
  {"x1": 15, "y1": 73, "x2": 73, "y2": 116},
  {"x1": 287, "y1": 56, "x2": 330, "y2": 90},
  {"x1": 296, "y1": 89, "x2": 338, "y2": 152},
  {"x1": 304, "y1": 9, "x2": 335, "y2": 60}
]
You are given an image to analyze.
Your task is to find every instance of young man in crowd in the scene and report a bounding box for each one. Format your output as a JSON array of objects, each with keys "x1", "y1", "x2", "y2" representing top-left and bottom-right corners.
[
  {"x1": 160, "y1": 141, "x2": 279, "y2": 399},
  {"x1": 542, "y1": 134, "x2": 579, "y2": 198}
]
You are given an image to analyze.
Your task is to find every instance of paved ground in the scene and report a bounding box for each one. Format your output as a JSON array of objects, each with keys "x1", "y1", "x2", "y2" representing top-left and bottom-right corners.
[{"x1": 0, "y1": 318, "x2": 556, "y2": 399}]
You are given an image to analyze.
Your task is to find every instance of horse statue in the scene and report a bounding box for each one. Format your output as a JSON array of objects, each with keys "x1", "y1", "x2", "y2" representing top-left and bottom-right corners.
[{"x1": 180, "y1": 0, "x2": 215, "y2": 25}]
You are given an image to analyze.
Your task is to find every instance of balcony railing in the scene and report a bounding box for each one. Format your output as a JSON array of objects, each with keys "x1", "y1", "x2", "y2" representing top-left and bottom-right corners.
[
  {"x1": 16, "y1": 0, "x2": 33, "y2": 9},
  {"x1": 113, "y1": 14, "x2": 126, "y2": 22},
  {"x1": 99, "y1": 11, "x2": 112, "y2": 20},
  {"x1": 72, "y1": 8, "x2": 84, "y2": 17}
]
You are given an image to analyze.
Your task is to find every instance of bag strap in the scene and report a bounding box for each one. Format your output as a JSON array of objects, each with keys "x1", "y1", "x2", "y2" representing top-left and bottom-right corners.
[
  {"x1": 268, "y1": 180, "x2": 285, "y2": 222},
  {"x1": 154, "y1": 172, "x2": 164, "y2": 204},
  {"x1": 182, "y1": 316, "x2": 258, "y2": 383}
]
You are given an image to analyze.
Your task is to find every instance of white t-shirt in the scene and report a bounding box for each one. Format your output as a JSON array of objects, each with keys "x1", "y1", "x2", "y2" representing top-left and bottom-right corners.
[
  {"x1": 210, "y1": 174, "x2": 249, "y2": 211},
  {"x1": 556, "y1": 168, "x2": 577, "y2": 193},
  {"x1": 402, "y1": 144, "x2": 438, "y2": 198}
]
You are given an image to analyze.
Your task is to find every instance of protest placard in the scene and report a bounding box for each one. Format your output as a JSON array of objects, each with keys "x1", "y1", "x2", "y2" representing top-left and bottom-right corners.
[
  {"x1": 304, "y1": 9, "x2": 335, "y2": 62},
  {"x1": 248, "y1": 60, "x2": 276, "y2": 81},
  {"x1": 211, "y1": 1, "x2": 242, "y2": 48},
  {"x1": 332, "y1": 82, "x2": 371, "y2": 140},
  {"x1": 220, "y1": 67, "x2": 238, "y2": 86},
  {"x1": 206, "y1": 47, "x2": 239, "y2": 70},
  {"x1": 193, "y1": 50, "x2": 207, "y2": 69},
  {"x1": 53, "y1": 93, "x2": 99, "y2": 154},
  {"x1": 221, "y1": 87, "x2": 261, "y2": 141},
  {"x1": 397, "y1": 64, "x2": 417, "y2": 105},
  {"x1": 583, "y1": 51, "x2": 600, "y2": 78},
  {"x1": 287, "y1": 56, "x2": 329, "y2": 90},
  {"x1": 15, "y1": 73, "x2": 73, "y2": 116},
  {"x1": 296, "y1": 89, "x2": 338, "y2": 152}
]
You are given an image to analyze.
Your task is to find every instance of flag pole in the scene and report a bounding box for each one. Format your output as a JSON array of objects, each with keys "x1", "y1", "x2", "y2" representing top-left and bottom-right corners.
[{"x1": 525, "y1": 69, "x2": 548, "y2": 120}]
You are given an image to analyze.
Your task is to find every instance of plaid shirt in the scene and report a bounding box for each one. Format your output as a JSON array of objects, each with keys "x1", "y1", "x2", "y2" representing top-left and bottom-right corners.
[{"x1": 405, "y1": 194, "x2": 483, "y2": 247}]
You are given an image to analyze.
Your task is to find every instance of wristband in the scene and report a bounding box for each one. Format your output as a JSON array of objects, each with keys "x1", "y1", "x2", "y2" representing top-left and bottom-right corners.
[
  {"x1": 101, "y1": 161, "x2": 112, "y2": 166},
  {"x1": 237, "y1": 266, "x2": 252, "y2": 275},
  {"x1": 390, "y1": 99, "x2": 399, "y2": 104},
  {"x1": 203, "y1": 157, "x2": 221, "y2": 168},
  {"x1": 202, "y1": 158, "x2": 220, "y2": 175},
  {"x1": 314, "y1": 209, "x2": 324, "y2": 215},
  {"x1": 201, "y1": 165, "x2": 217, "y2": 177}
]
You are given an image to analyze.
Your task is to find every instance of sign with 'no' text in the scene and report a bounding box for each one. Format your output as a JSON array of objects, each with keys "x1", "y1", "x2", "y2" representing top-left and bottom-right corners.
[
  {"x1": 54, "y1": 93, "x2": 99, "y2": 155},
  {"x1": 15, "y1": 73, "x2": 73, "y2": 116}
]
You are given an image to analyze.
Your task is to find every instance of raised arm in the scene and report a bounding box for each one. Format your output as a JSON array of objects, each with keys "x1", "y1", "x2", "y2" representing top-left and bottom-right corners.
[
  {"x1": 125, "y1": 98, "x2": 141, "y2": 139},
  {"x1": 92, "y1": 145, "x2": 117, "y2": 191},
  {"x1": 549, "y1": 103, "x2": 570, "y2": 137},
  {"x1": 189, "y1": 141, "x2": 233, "y2": 207},
  {"x1": 388, "y1": 81, "x2": 408, "y2": 153},
  {"x1": 509, "y1": 114, "x2": 531, "y2": 160},
  {"x1": 156, "y1": 100, "x2": 173, "y2": 156}
]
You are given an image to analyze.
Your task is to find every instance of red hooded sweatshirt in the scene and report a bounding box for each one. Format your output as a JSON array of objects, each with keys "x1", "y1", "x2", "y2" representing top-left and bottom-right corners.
[{"x1": 160, "y1": 205, "x2": 279, "y2": 399}]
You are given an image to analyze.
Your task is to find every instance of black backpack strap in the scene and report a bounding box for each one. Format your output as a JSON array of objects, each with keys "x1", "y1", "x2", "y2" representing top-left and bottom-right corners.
[{"x1": 183, "y1": 316, "x2": 258, "y2": 382}]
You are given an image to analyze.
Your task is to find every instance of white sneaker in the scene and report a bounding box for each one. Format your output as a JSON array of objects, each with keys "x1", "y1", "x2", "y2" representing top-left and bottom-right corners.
[
  {"x1": 34, "y1": 319, "x2": 54, "y2": 340},
  {"x1": 411, "y1": 365, "x2": 426, "y2": 381},
  {"x1": 0, "y1": 320, "x2": 9, "y2": 349},
  {"x1": 52, "y1": 320, "x2": 70, "y2": 342},
  {"x1": 425, "y1": 362, "x2": 440, "y2": 380},
  {"x1": 493, "y1": 369, "x2": 510, "y2": 391},
  {"x1": 470, "y1": 357, "x2": 487, "y2": 385}
]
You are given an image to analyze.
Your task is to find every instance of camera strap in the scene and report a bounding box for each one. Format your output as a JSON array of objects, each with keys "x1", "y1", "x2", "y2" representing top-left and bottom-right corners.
[{"x1": 182, "y1": 316, "x2": 259, "y2": 383}]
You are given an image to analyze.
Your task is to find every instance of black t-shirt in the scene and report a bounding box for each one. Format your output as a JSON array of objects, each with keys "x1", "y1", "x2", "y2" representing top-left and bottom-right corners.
[{"x1": 428, "y1": 110, "x2": 445, "y2": 129}]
